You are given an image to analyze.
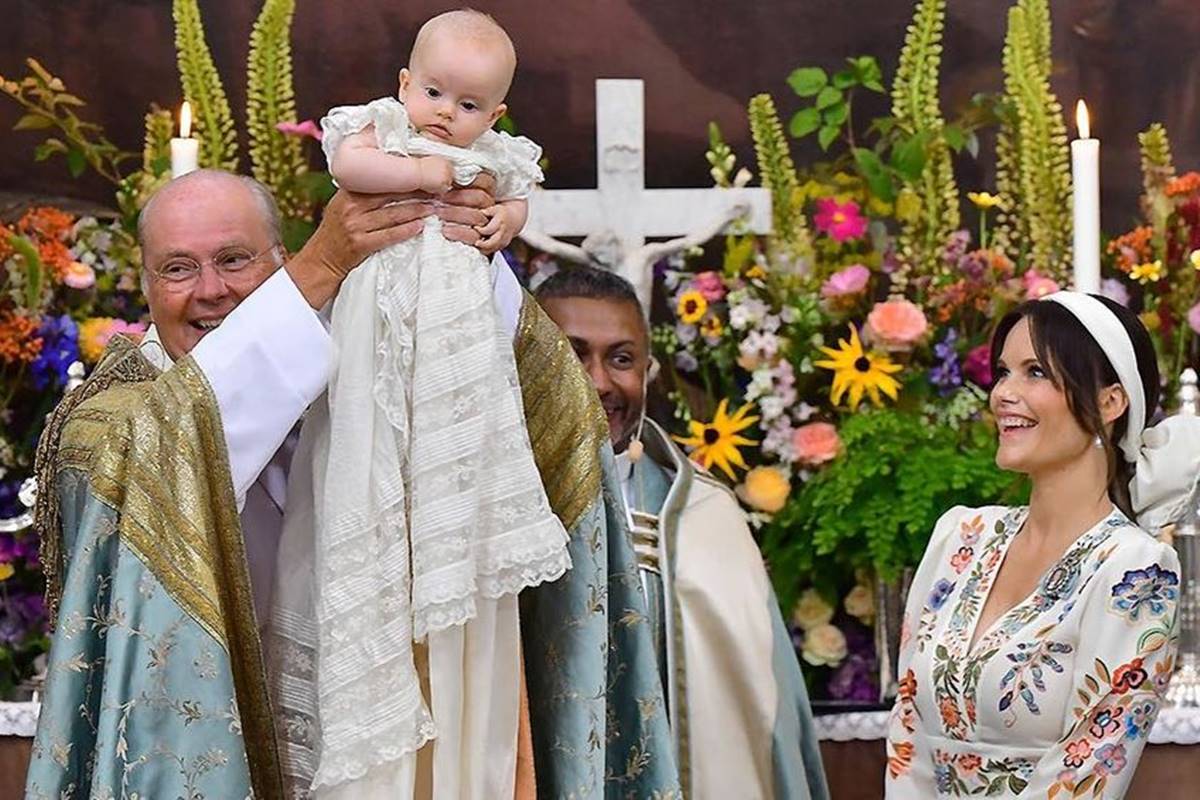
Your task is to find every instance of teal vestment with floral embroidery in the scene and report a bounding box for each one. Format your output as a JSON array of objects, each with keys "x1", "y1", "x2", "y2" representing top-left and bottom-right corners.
[
  {"x1": 26, "y1": 339, "x2": 282, "y2": 799},
  {"x1": 885, "y1": 505, "x2": 1179, "y2": 799}
]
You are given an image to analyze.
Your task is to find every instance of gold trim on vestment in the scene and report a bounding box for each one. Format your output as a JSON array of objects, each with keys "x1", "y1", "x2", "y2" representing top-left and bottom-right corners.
[
  {"x1": 37, "y1": 336, "x2": 284, "y2": 800},
  {"x1": 514, "y1": 293, "x2": 610, "y2": 531}
]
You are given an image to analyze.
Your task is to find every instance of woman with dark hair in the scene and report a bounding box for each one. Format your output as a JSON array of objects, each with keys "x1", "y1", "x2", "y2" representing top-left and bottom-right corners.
[{"x1": 885, "y1": 292, "x2": 1184, "y2": 798}]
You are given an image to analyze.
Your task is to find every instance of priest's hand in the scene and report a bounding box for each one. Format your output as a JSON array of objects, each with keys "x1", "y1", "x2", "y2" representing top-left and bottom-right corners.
[
  {"x1": 285, "y1": 189, "x2": 432, "y2": 309},
  {"x1": 437, "y1": 173, "x2": 499, "y2": 252}
]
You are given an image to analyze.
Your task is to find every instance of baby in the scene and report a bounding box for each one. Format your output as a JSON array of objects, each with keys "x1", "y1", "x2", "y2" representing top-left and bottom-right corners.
[{"x1": 272, "y1": 10, "x2": 569, "y2": 798}]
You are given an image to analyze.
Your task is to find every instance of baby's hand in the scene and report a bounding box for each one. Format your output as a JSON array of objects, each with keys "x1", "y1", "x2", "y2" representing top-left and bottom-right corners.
[
  {"x1": 476, "y1": 204, "x2": 522, "y2": 255},
  {"x1": 418, "y1": 156, "x2": 455, "y2": 195}
]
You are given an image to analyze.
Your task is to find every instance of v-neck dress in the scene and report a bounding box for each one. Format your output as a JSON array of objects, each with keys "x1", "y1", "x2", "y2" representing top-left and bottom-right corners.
[{"x1": 885, "y1": 505, "x2": 1180, "y2": 798}]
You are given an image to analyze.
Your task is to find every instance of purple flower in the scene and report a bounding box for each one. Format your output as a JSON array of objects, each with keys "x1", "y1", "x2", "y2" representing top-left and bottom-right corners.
[
  {"x1": 1101, "y1": 279, "x2": 1130, "y2": 307},
  {"x1": 828, "y1": 653, "x2": 879, "y2": 702},
  {"x1": 963, "y1": 344, "x2": 993, "y2": 388},
  {"x1": 942, "y1": 230, "x2": 971, "y2": 265},
  {"x1": 928, "y1": 579, "x2": 955, "y2": 610},
  {"x1": 0, "y1": 479, "x2": 23, "y2": 520},
  {"x1": 929, "y1": 330, "x2": 963, "y2": 395},
  {"x1": 30, "y1": 314, "x2": 79, "y2": 391}
]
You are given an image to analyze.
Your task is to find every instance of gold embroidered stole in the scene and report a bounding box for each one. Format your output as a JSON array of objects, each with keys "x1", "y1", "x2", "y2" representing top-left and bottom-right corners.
[
  {"x1": 33, "y1": 335, "x2": 284, "y2": 800},
  {"x1": 513, "y1": 293, "x2": 610, "y2": 531}
]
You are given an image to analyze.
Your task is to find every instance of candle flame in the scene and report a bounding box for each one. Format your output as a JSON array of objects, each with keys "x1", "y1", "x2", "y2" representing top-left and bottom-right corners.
[
  {"x1": 1075, "y1": 99, "x2": 1090, "y2": 139},
  {"x1": 180, "y1": 101, "x2": 193, "y2": 139}
]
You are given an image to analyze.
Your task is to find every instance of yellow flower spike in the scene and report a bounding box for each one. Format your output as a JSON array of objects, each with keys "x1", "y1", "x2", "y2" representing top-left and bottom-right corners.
[
  {"x1": 676, "y1": 290, "x2": 708, "y2": 325},
  {"x1": 672, "y1": 399, "x2": 759, "y2": 480},
  {"x1": 814, "y1": 325, "x2": 903, "y2": 409},
  {"x1": 0, "y1": 562, "x2": 13, "y2": 581},
  {"x1": 1190, "y1": 249, "x2": 1200, "y2": 271},
  {"x1": 1130, "y1": 260, "x2": 1163, "y2": 284},
  {"x1": 745, "y1": 265, "x2": 767, "y2": 281},
  {"x1": 967, "y1": 191, "x2": 1005, "y2": 210}
]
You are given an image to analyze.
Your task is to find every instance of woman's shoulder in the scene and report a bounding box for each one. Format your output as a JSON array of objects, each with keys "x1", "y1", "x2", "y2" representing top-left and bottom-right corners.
[
  {"x1": 1094, "y1": 513, "x2": 1180, "y2": 576},
  {"x1": 929, "y1": 504, "x2": 1018, "y2": 546}
]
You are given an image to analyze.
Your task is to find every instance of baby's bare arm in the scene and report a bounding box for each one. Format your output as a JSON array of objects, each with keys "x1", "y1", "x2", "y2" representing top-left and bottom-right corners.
[{"x1": 331, "y1": 127, "x2": 451, "y2": 194}]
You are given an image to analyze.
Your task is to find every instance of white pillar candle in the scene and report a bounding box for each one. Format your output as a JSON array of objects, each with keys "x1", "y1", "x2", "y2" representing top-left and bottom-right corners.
[
  {"x1": 1071, "y1": 99, "x2": 1101, "y2": 294},
  {"x1": 170, "y1": 101, "x2": 199, "y2": 178}
]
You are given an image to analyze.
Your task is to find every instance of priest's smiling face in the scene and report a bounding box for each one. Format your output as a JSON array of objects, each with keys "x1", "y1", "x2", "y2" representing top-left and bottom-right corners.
[
  {"x1": 140, "y1": 172, "x2": 283, "y2": 360},
  {"x1": 540, "y1": 294, "x2": 649, "y2": 452}
]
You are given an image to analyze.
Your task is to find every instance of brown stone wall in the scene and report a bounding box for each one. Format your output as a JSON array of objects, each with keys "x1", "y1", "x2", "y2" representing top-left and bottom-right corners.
[{"x1": 1, "y1": 0, "x2": 1197, "y2": 226}]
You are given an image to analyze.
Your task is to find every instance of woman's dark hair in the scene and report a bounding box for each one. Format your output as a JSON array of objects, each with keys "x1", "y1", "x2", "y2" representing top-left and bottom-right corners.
[{"x1": 989, "y1": 295, "x2": 1159, "y2": 516}]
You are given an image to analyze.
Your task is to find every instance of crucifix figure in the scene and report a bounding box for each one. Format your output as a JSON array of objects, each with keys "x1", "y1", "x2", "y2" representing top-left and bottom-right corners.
[{"x1": 519, "y1": 79, "x2": 772, "y2": 308}]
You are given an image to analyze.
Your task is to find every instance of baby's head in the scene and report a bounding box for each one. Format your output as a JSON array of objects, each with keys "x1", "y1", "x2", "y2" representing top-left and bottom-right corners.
[{"x1": 399, "y1": 9, "x2": 516, "y2": 148}]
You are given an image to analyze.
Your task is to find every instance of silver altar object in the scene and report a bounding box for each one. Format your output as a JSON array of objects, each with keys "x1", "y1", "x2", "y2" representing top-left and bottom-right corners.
[{"x1": 1166, "y1": 368, "x2": 1200, "y2": 708}]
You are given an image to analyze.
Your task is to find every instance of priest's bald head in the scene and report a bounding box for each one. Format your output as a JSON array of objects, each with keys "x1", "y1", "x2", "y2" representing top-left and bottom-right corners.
[
  {"x1": 138, "y1": 170, "x2": 285, "y2": 360},
  {"x1": 536, "y1": 266, "x2": 650, "y2": 452}
]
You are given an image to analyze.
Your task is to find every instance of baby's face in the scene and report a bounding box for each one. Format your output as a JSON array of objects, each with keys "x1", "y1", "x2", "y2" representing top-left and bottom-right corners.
[{"x1": 400, "y1": 35, "x2": 510, "y2": 148}]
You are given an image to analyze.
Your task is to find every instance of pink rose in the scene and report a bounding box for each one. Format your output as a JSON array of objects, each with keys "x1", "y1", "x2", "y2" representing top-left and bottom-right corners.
[
  {"x1": 1188, "y1": 302, "x2": 1200, "y2": 334},
  {"x1": 691, "y1": 271, "x2": 726, "y2": 302},
  {"x1": 792, "y1": 422, "x2": 841, "y2": 466},
  {"x1": 276, "y1": 119, "x2": 323, "y2": 142},
  {"x1": 963, "y1": 344, "x2": 992, "y2": 387},
  {"x1": 866, "y1": 299, "x2": 928, "y2": 350},
  {"x1": 62, "y1": 260, "x2": 96, "y2": 290},
  {"x1": 813, "y1": 198, "x2": 869, "y2": 242},
  {"x1": 820, "y1": 264, "x2": 871, "y2": 299}
]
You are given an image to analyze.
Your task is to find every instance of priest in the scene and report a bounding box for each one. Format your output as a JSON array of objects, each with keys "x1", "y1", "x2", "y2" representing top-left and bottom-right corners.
[
  {"x1": 26, "y1": 170, "x2": 680, "y2": 800},
  {"x1": 537, "y1": 266, "x2": 831, "y2": 800}
]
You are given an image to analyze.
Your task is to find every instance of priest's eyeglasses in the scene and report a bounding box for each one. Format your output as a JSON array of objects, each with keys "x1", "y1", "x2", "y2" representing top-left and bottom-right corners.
[{"x1": 150, "y1": 244, "x2": 284, "y2": 289}]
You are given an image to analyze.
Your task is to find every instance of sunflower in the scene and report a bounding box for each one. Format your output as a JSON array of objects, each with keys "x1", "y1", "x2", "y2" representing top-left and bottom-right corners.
[
  {"x1": 814, "y1": 325, "x2": 903, "y2": 409},
  {"x1": 676, "y1": 290, "x2": 708, "y2": 324},
  {"x1": 673, "y1": 399, "x2": 758, "y2": 479}
]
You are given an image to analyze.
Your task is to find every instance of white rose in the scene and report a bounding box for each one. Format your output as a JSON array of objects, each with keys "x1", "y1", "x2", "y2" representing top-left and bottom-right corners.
[
  {"x1": 791, "y1": 588, "x2": 834, "y2": 631},
  {"x1": 801, "y1": 623, "x2": 848, "y2": 667},
  {"x1": 844, "y1": 584, "x2": 875, "y2": 623}
]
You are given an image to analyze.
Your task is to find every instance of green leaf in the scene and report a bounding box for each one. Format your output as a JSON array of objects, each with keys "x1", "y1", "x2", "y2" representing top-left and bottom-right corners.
[
  {"x1": 296, "y1": 170, "x2": 336, "y2": 204},
  {"x1": 788, "y1": 107, "x2": 821, "y2": 138},
  {"x1": 7, "y1": 234, "x2": 44, "y2": 309},
  {"x1": 817, "y1": 124, "x2": 839, "y2": 151},
  {"x1": 33, "y1": 139, "x2": 67, "y2": 162},
  {"x1": 891, "y1": 133, "x2": 929, "y2": 182},
  {"x1": 815, "y1": 86, "x2": 843, "y2": 110},
  {"x1": 707, "y1": 121, "x2": 722, "y2": 149},
  {"x1": 943, "y1": 124, "x2": 966, "y2": 153},
  {"x1": 787, "y1": 67, "x2": 827, "y2": 97},
  {"x1": 494, "y1": 113, "x2": 517, "y2": 135},
  {"x1": 823, "y1": 101, "x2": 848, "y2": 127},
  {"x1": 853, "y1": 147, "x2": 894, "y2": 202},
  {"x1": 831, "y1": 69, "x2": 857, "y2": 90},
  {"x1": 851, "y1": 56, "x2": 884, "y2": 91},
  {"x1": 14, "y1": 113, "x2": 53, "y2": 130},
  {"x1": 66, "y1": 147, "x2": 86, "y2": 177}
]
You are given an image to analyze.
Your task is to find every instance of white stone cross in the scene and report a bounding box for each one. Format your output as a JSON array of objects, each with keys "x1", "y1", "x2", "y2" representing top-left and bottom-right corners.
[{"x1": 519, "y1": 78, "x2": 772, "y2": 307}]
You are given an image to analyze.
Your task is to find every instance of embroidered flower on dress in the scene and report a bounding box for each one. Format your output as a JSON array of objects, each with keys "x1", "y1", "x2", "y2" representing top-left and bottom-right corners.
[
  {"x1": 956, "y1": 753, "x2": 982, "y2": 777},
  {"x1": 1125, "y1": 699, "x2": 1157, "y2": 740},
  {"x1": 1063, "y1": 739, "x2": 1092, "y2": 769},
  {"x1": 949, "y1": 546, "x2": 974, "y2": 574},
  {"x1": 1111, "y1": 657, "x2": 1148, "y2": 694},
  {"x1": 1088, "y1": 707, "x2": 1123, "y2": 739},
  {"x1": 1093, "y1": 743, "x2": 1128, "y2": 776},
  {"x1": 928, "y1": 578, "x2": 955, "y2": 610},
  {"x1": 1110, "y1": 564, "x2": 1179, "y2": 621}
]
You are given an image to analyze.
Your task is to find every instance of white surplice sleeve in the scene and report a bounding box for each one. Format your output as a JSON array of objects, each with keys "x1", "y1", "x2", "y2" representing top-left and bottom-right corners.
[
  {"x1": 1021, "y1": 531, "x2": 1179, "y2": 799},
  {"x1": 189, "y1": 268, "x2": 331, "y2": 503}
]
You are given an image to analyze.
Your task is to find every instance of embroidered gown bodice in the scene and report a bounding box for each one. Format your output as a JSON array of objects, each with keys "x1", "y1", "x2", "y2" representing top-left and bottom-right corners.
[{"x1": 886, "y1": 505, "x2": 1179, "y2": 798}]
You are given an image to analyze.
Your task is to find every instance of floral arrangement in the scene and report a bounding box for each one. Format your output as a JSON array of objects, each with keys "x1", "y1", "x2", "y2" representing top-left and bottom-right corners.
[
  {"x1": 655, "y1": 0, "x2": 1088, "y2": 702},
  {"x1": 0, "y1": 205, "x2": 147, "y2": 696}
]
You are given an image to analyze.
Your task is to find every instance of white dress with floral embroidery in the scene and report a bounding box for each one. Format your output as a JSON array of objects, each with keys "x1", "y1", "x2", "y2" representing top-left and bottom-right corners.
[{"x1": 885, "y1": 505, "x2": 1179, "y2": 799}]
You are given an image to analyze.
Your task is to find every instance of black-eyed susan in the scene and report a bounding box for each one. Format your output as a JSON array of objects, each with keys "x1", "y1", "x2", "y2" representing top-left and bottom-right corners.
[
  {"x1": 676, "y1": 290, "x2": 708, "y2": 324},
  {"x1": 673, "y1": 399, "x2": 758, "y2": 479},
  {"x1": 814, "y1": 325, "x2": 902, "y2": 409},
  {"x1": 699, "y1": 314, "x2": 724, "y2": 339}
]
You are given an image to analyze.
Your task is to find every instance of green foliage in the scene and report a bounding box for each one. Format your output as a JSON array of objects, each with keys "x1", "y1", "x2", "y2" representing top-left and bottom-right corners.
[
  {"x1": 246, "y1": 0, "x2": 309, "y2": 220},
  {"x1": 997, "y1": 0, "x2": 1073, "y2": 278},
  {"x1": 748, "y1": 93, "x2": 813, "y2": 265},
  {"x1": 1138, "y1": 123, "x2": 1176, "y2": 228},
  {"x1": 142, "y1": 106, "x2": 175, "y2": 177},
  {"x1": 761, "y1": 405, "x2": 1024, "y2": 612},
  {"x1": 786, "y1": 57, "x2": 884, "y2": 152},
  {"x1": 0, "y1": 59, "x2": 136, "y2": 184},
  {"x1": 888, "y1": 0, "x2": 960, "y2": 286},
  {"x1": 174, "y1": 0, "x2": 239, "y2": 171}
]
